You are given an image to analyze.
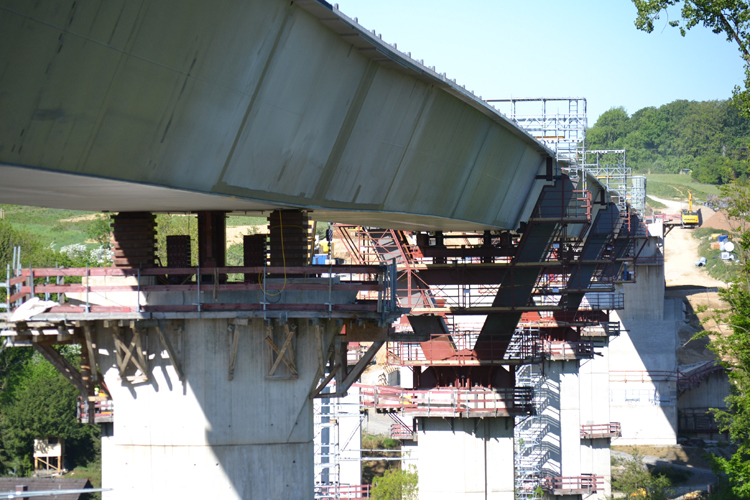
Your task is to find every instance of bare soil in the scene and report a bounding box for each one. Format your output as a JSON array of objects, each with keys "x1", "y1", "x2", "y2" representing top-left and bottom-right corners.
[
  {"x1": 225, "y1": 225, "x2": 264, "y2": 247},
  {"x1": 59, "y1": 213, "x2": 99, "y2": 222},
  {"x1": 664, "y1": 225, "x2": 725, "y2": 289}
]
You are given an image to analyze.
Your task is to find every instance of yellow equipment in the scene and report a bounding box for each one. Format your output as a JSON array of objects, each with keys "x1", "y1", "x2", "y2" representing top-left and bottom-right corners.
[{"x1": 681, "y1": 191, "x2": 700, "y2": 228}]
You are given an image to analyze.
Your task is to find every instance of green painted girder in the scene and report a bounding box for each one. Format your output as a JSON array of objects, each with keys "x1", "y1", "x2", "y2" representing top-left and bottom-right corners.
[{"x1": 0, "y1": 0, "x2": 554, "y2": 230}]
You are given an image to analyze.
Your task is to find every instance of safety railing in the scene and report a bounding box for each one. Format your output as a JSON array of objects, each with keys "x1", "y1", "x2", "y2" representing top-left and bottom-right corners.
[
  {"x1": 2, "y1": 264, "x2": 400, "y2": 320},
  {"x1": 387, "y1": 327, "x2": 544, "y2": 366},
  {"x1": 357, "y1": 384, "x2": 533, "y2": 417},
  {"x1": 580, "y1": 422, "x2": 621, "y2": 439},
  {"x1": 610, "y1": 364, "x2": 724, "y2": 390},
  {"x1": 677, "y1": 361, "x2": 724, "y2": 391},
  {"x1": 389, "y1": 423, "x2": 416, "y2": 440},
  {"x1": 610, "y1": 371, "x2": 679, "y2": 383},
  {"x1": 76, "y1": 397, "x2": 114, "y2": 424},
  {"x1": 678, "y1": 407, "x2": 725, "y2": 434},
  {"x1": 386, "y1": 333, "x2": 594, "y2": 366},
  {"x1": 578, "y1": 292, "x2": 624, "y2": 310},
  {"x1": 544, "y1": 340, "x2": 595, "y2": 360},
  {"x1": 540, "y1": 475, "x2": 603, "y2": 495},
  {"x1": 579, "y1": 321, "x2": 622, "y2": 337},
  {"x1": 314, "y1": 484, "x2": 370, "y2": 500},
  {"x1": 530, "y1": 189, "x2": 592, "y2": 221}
]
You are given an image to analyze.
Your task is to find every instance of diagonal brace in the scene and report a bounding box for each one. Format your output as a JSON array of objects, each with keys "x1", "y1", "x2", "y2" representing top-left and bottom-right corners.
[
  {"x1": 155, "y1": 324, "x2": 183, "y2": 382},
  {"x1": 335, "y1": 341, "x2": 384, "y2": 397},
  {"x1": 33, "y1": 344, "x2": 87, "y2": 396},
  {"x1": 266, "y1": 324, "x2": 298, "y2": 376}
]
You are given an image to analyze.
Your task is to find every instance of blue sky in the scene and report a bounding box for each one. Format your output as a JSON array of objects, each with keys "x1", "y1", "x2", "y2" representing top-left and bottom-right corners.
[{"x1": 334, "y1": 0, "x2": 746, "y2": 125}]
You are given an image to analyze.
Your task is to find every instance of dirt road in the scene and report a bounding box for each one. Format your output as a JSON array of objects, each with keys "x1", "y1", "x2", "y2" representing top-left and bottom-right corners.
[{"x1": 648, "y1": 195, "x2": 725, "y2": 288}]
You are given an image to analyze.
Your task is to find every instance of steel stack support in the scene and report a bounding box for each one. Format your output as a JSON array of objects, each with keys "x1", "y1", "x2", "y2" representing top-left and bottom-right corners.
[{"x1": 197, "y1": 211, "x2": 227, "y2": 281}]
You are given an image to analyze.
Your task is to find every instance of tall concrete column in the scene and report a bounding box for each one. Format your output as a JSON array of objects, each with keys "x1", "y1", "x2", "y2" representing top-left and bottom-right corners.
[
  {"x1": 416, "y1": 417, "x2": 514, "y2": 500},
  {"x1": 539, "y1": 360, "x2": 588, "y2": 499},
  {"x1": 96, "y1": 317, "x2": 340, "y2": 500},
  {"x1": 559, "y1": 362, "x2": 581, "y2": 481},
  {"x1": 580, "y1": 341, "x2": 612, "y2": 499}
]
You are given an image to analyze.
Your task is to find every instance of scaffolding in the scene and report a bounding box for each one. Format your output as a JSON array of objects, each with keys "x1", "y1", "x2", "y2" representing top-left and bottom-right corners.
[
  {"x1": 630, "y1": 175, "x2": 647, "y2": 217},
  {"x1": 314, "y1": 386, "x2": 342, "y2": 491},
  {"x1": 514, "y1": 364, "x2": 547, "y2": 500},
  {"x1": 313, "y1": 383, "x2": 367, "y2": 499},
  {"x1": 487, "y1": 98, "x2": 587, "y2": 166},
  {"x1": 581, "y1": 150, "x2": 630, "y2": 212}
]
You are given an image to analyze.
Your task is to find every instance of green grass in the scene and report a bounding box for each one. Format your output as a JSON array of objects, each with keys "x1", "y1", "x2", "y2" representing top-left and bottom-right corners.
[
  {"x1": 66, "y1": 463, "x2": 101, "y2": 499},
  {"x1": 645, "y1": 174, "x2": 721, "y2": 202},
  {"x1": 0, "y1": 204, "x2": 96, "y2": 249},
  {"x1": 646, "y1": 198, "x2": 667, "y2": 210},
  {"x1": 693, "y1": 227, "x2": 740, "y2": 283}
]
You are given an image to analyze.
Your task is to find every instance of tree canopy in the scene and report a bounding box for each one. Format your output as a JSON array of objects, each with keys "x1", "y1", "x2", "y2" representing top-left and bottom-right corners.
[
  {"x1": 632, "y1": 1, "x2": 750, "y2": 117},
  {"x1": 586, "y1": 100, "x2": 750, "y2": 183},
  {"x1": 696, "y1": 180, "x2": 750, "y2": 498}
]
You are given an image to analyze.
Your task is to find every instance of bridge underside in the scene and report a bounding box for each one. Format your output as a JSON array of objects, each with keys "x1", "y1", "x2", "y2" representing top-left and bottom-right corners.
[
  {"x1": 0, "y1": 164, "x2": 501, "y2": 231},
  {"x1": 0, "y1": 0, "x2": 553, "y2": 231}
]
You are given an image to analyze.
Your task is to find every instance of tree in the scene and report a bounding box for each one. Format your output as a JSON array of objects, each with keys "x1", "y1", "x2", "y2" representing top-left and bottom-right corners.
[
  {"x1": 0, "y1": 349, "x2": 100, "y2": 476},
  {"x1": 585, "y1": 99, "x2": 750, "y2": 178},
  {"x1": 632, "y1": 1, "x2": 750, "y2": 117},
  {"x1": 85, "y1": 214, "x2": 111, "y2": 248},
  {"x1": 612, "y1": 449, "x2": 672, "y2": 500},
  {"x1": 371, "y1": 466, "x2": 418, "y2": 500},
  {"x1": 688, "y1": 180, "x2": 750, "y2": 498}
]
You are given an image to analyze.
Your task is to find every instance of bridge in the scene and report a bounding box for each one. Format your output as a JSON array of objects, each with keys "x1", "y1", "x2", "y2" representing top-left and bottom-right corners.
[
  {"x1": 0, "y1": 0, "x2": 553, "y2": 231},
  {"x1": 0, "y1": 1, "x2": 647, "y2": 500}
]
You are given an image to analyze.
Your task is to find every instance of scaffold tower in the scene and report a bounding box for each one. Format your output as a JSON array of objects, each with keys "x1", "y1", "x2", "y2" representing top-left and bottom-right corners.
[
  {"x1": 582, "y1": 150, "x2": 630, "y2": 211},
  {"x1": 487, "y1": 97, "x2": 587, "y2": 166},
  {"x1": 514, "y1": 363, "x2": 547, "y2": 500},
  {"x1": 630, "y1": 175, "x2": 647, "y2": 218}
]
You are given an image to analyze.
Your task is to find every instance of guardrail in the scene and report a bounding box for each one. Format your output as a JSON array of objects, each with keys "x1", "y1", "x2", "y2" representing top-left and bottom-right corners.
[
  {"x1": 357, "y1": 384, "x2": 533, "y2": 417},
  {"x1": 610, "y1": 362, "x2": 724, "y2": 391},
  {"x1": 390, "y1": 423, "x2": 416, "y2": 440},
  {"x1": 530, "y1": 189, "x2": 592, "y2": 221},
  {"x1": 314, "y1": 484, "x2": 370, "y2": 499},
  {"x1": 386, "y1": 333, "x2": 594, "y2": 366},
  {"x1": 2, "y1": 264, "x2": 400, "y2": 320},
  {"x1": 540, "y1": 475, "x2": 603, "y2": 495},
  {"x1": 580, "y1": 422, "x2": 621, "y2": 439},
  {"x1": 76, "y1": 397, "x2": 114, "y2": 424},
  {"x1": 678, "y1": 407, "x2": 725, "y2": 434}
]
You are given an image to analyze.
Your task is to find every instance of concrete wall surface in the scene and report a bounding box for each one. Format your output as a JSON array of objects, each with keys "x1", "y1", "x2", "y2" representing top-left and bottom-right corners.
[
  {"x1": 579, "y1": 346, "x2": 612, "y2": 499},
  {"x1": 678, "y1": 371, "x2": 730, "y2": 409},
  {"x1": 559, "y1": 362, "x2": 581, "y2": 480},
  {"x1": 96, "y1": 316, "x2": 339, "y2": 500},
  {"x1": 416, "y1": 417, "x2": 514, "y2": 500},
  {"x1": 610, "y1": 299, "x2": 680, "y2": 445},
  {"x1": 618, "y1": 265, "x2": 665, "y2": 322}
]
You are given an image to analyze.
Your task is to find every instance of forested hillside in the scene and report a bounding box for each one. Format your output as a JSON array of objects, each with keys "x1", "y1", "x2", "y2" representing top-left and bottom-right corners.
[{"x1": 586, "y1": 100, "x2": 750, "y2": 184}]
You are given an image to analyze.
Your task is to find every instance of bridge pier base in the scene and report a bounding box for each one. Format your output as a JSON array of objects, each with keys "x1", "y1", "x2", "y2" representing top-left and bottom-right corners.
[
  {"x1": 95, "y1": 316, "x2": 340, "y2": 500},
  {"x1": 414, "y1": 417, "x2": 514, "y2": 500}
]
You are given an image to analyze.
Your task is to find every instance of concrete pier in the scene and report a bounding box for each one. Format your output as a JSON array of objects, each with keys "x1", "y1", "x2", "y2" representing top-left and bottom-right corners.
[
  {"x1": 416, "y1": 417, "x2": 514, "y2": 500},
  {"x1": 96, "y1": 316, "x2": 340, "y2": 499},
  {"x1": 611, "y1": 262, "x2": 678, "y2": 445},
  {"x1": 580, "y1": 340, "x2": 613, "y2": 499}
]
